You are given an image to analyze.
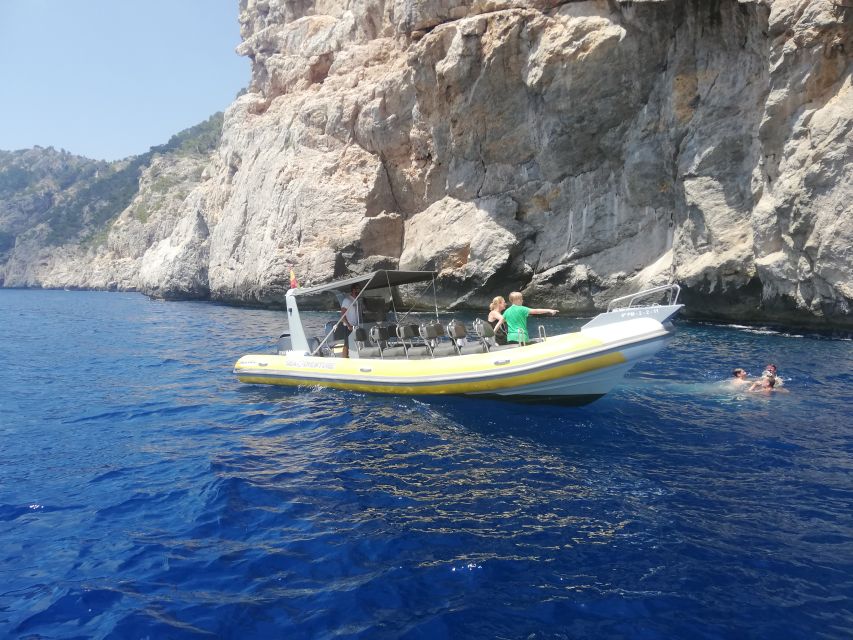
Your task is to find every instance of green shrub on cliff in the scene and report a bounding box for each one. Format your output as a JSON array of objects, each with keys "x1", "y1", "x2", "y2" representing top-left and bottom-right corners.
[
  {"x1": 0, "y1": 113, "x2": 224, "y2": 248},
  {"x1": 0, "y1": 149, "x2": 103, "y2": 199},
  {"x1": 0, "y1": 165, "x2": 36, "y2": 192},
  {"x1": 45, "y1": 157, "x2": 145, "y2": 245},
  {"x1": 153, "y1": 113, "x2": 223, "y2": 157}
]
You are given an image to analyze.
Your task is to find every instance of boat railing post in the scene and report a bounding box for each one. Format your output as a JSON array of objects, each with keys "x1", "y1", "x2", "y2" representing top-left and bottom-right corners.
[{"x1": 538, "y1": 325, "x2": 547, "y2": 342}]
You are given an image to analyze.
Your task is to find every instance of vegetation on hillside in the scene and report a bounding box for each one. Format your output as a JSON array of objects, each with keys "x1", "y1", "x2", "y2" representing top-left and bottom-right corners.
[
  {"x1": 0, "y1": 148, "x2": 104, "y2": 200},
  {"x1": 0, "y1": 113, "x2": 224, "y2": 250},
  {"x1": 153, "y1": 112, "x2": 224, "y2": 157}
]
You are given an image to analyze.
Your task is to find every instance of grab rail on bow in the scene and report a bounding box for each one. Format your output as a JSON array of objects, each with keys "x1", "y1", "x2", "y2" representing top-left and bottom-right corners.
[{"x1": 606, "y1": 284, "x2": 681, "y2": 312}]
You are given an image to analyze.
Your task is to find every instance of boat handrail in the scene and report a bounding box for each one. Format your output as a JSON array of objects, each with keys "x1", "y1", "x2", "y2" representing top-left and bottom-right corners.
[{"x1": 606, "y1": 284, "x2": 681, "y2": 312}]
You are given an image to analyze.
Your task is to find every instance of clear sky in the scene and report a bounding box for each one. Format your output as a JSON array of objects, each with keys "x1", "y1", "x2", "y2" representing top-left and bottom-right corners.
[{"x1": 0, "y1": 0, "x2": 250, "y2": 160}]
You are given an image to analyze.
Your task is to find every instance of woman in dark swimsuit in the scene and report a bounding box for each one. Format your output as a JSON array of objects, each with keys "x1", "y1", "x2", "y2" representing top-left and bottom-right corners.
[{"x1": 488, "y1": 296, "x2": 508, "y2": 345}]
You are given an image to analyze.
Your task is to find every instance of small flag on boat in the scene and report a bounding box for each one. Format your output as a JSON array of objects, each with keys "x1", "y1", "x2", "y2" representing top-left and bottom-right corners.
[{"x1": 289, "y1": 269, "x2": 299, "y2": 289}]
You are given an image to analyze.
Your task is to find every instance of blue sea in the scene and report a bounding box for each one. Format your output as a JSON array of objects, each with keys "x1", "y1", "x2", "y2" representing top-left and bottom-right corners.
[{"x1": 1, "y1": 289, "x2": 852, "y2": 639}]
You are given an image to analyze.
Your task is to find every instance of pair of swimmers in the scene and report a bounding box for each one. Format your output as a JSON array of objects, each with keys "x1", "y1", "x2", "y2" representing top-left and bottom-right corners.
[{"x1": 732, "y1": 363, "x2": 788, "y2": 393}]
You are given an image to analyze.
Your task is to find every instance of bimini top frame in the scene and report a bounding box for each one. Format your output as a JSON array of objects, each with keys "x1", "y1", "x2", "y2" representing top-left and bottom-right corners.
[
  {"x1": 285, "y1": 270, "x2": 437, "y2": 353},
  {"x1": 287, "y1": 270, "x2": 437, "y2": 297}
]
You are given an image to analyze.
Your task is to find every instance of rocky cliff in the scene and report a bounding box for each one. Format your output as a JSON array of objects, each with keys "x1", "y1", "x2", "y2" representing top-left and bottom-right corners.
[{"x1": 2, "y1": 0, "x2": 851, "y2": 328}]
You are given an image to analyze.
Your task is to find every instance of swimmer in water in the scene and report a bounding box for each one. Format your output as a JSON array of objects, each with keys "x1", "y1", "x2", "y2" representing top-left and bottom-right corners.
[
  {"x1": 748, "y1": 375, "x2": 789, "y2": 393},
  {"x1": 761, "y1": 363, "x2": 783, "y2": 386},
  {"x1": 731, "y1": 368, "x2": 749, "y2": 386}
]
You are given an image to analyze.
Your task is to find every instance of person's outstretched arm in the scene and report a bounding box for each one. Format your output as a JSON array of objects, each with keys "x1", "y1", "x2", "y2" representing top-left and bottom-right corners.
[{"x1": 529, "y1": 308, "x2": 558, "y2": 316}]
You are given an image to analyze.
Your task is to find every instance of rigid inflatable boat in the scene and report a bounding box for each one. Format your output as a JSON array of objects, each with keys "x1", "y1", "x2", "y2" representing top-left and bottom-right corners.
[{"x1": 234, "y1": 270, "x2": 682, "y2": 404}]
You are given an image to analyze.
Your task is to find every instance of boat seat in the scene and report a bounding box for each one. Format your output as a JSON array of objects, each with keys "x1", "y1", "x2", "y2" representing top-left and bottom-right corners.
[
  {"x1": 419, "y1": 322, "x2": 445, "y2": 340},
  {"x1": 354, "y1": 326, "x2": 381, "y2": 358},
  {"x1": 354, "y1": 326, "x2": 369, "y2": 342},
  {"x1": 367, "y1": 324, "x2": 396, "y2": 358},
  {"x1": 458, "y1": 342, "x2": 487, "y2": 355},
  {"x1": 403, "y1": 346, "x2": 433, "y2": 359},
  {"x1": 473, "y1": 319, "x2": 497, "y2": 351},
  {"x1": 446, "y1": 320, "x2": 466, "y2": 355},
  {"x1": 473, "y1": 319, "x2": 520, "y2": 352},
  {"x1": 369, "y1": 324, "x2": 393, "y2": 344},
  {"x1": 431, "y1": 343, "x2": 458, "y2": 357},
  {"x1": 420, "y1": 322, "x2": 455, "y2": 357},
  {"x1": 395, "y1": 323, "x2": 424, "y2": 359},
  {"x1": 384, "y1": 323, "x2": 398, "y2": 340},
  {"x1": 396, "y1": 323, "x2": 421, "y2": 345}
]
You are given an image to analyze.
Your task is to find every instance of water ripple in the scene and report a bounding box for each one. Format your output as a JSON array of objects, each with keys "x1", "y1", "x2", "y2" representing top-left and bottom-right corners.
[{"x1": 1, "y1": 290, "x2": 852, "y2": 638}]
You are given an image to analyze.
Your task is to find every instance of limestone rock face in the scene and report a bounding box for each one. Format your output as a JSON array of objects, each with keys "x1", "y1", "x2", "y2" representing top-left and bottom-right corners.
[
  {"x1": 748, "y1": 1, "x2": 853, "y2": 322},
  {"x1": 208, "y1": 0, "x2": 851, "y2": 326},
  {"x1": 2, "y1": 0, "x2": 851, "y2": 329}
]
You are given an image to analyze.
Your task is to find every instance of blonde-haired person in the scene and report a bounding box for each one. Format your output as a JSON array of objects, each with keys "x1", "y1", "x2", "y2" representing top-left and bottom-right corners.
[
  {"x1": 502, "y1": 291, "x2": 558, "y2": 344},
  {"x1": 748, "y1": 375, "x2": 789, "y2": 394},
  {"x1": 487, "y1": 296, "x2": 508, "y2": 345}
]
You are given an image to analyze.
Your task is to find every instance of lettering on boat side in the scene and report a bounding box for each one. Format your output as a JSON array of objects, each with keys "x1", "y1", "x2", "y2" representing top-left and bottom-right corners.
[
  {"x1": 494, "y1": 359, "x2": 511, "y2": 366},
  {"x1": 618, "y1": 309, "x2": 655, "y2": 318},
  {"x1": 285, "y1": 358, "x2": 336, "y2": 370}
]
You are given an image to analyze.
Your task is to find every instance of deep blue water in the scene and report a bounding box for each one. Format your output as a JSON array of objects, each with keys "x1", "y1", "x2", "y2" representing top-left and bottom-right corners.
[{"x1": 1, "y1": 289, "x2": 852, "y2": 639}]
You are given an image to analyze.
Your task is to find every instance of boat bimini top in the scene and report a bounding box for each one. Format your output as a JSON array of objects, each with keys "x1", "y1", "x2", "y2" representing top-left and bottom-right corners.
[
  {"x1": 285, "y1": 270, "x2": 438, "y2": 354},
  {"x1": 288, "y1": 270, "x2": 437, "y2": 297}
]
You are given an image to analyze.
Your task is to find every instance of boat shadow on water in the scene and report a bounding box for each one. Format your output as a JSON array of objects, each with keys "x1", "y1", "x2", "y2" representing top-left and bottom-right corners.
[{"x1": 235, "y1": 381, "x2": 631, "y2": 451}]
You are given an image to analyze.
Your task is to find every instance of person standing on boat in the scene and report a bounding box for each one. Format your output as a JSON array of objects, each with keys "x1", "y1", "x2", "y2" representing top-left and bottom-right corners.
[
  {"x1": 340, "y1": 284, "x2": 362, "y2": 358},
  {"x1": 502, "y1": 291, "x2": 558, "y2": 344},
  {"x1": 488, "y1": 296, "x2": 509, "y2": 345}
]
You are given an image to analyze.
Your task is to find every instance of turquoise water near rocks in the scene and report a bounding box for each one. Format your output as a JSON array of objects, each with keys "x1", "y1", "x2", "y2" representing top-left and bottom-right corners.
[{"x1": 1, "y1": 289, "x2": 852, "y2": 638}]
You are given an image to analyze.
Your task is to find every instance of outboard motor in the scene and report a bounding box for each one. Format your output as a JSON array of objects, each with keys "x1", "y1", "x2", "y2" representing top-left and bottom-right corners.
[{"x1": 276, "y1": 333, "x2": 292, "y2": 354}]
